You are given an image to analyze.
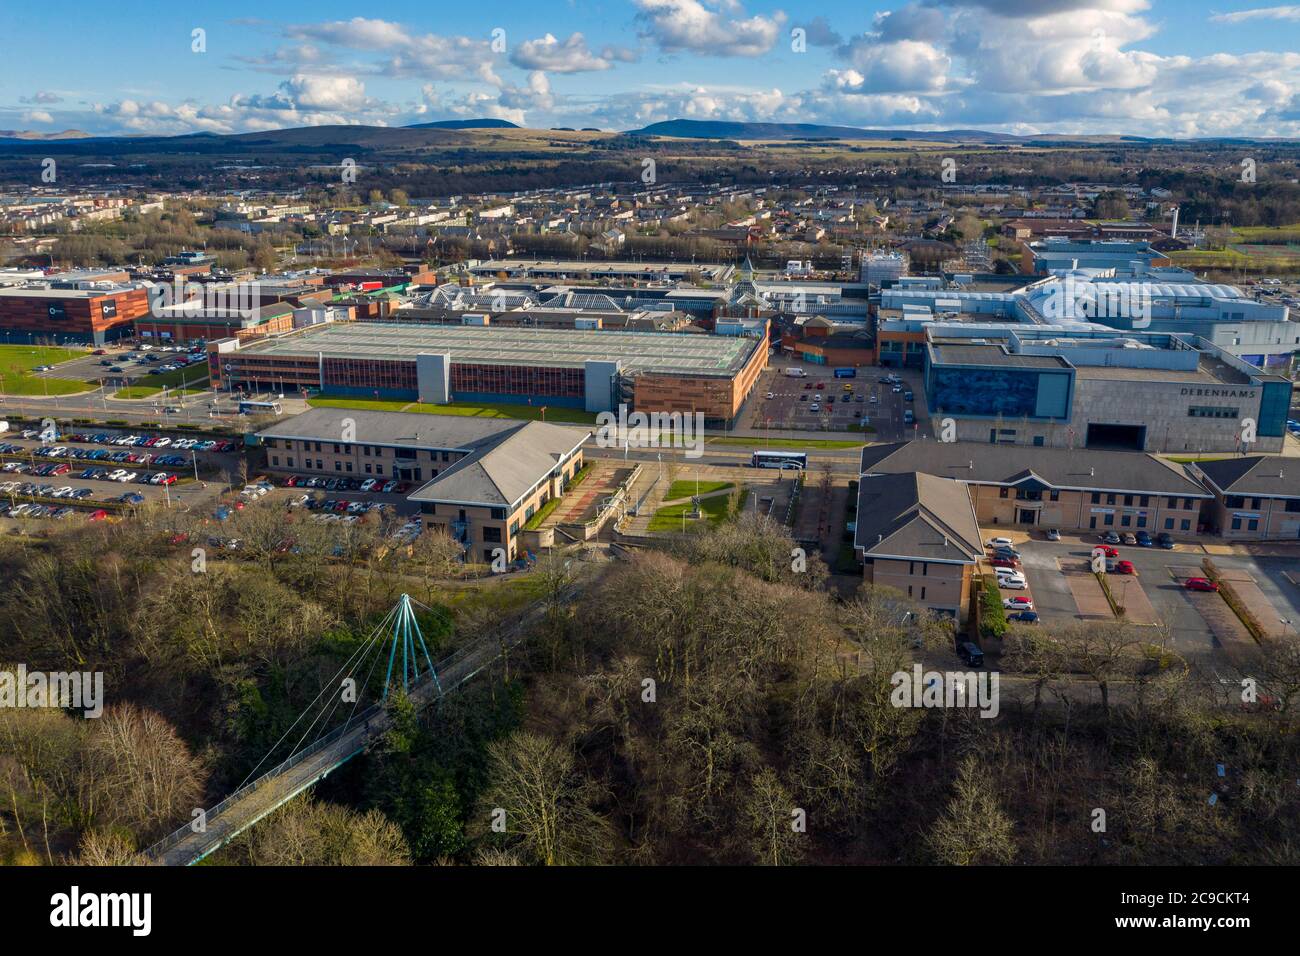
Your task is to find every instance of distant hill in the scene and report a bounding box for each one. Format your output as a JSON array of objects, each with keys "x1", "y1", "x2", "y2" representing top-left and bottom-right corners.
[
  {"x1": 404, "y1": 118, "x2": 520, "y2": 130},
  {"x1": 0, "y1": 129, "x2": 92, "y2": 142},
  {"x1": 624, "y1": 119, "x2": 1034, "y2": 143}
]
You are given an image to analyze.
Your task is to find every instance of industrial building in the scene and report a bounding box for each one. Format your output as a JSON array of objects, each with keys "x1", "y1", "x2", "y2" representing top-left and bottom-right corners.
[
  {"x1": 211, "y1": 320, "x2": 768, "y2": 424},
  {"x1": 0, "y1": 283, "x2": 150, "y2": 345},
  {"x1": 878, "y1": 270, "x2": 1296, "y2": 370},
  {"x1": 919, "y1": 324, "x2": 1290, "y2": 454}
]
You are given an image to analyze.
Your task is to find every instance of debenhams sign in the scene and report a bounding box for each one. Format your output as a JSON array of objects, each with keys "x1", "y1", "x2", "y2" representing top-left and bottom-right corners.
[{"x1": 1179, "y1": 387, "x2": 1257, "y2": 399}]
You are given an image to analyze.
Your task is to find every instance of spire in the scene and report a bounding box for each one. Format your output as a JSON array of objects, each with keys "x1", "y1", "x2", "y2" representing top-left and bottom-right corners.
[{"x1": 741, "y1": 254, "x2": 755, "y2": 279}]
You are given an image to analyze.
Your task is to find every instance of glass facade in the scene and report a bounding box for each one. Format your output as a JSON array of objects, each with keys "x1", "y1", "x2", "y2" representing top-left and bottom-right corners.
[{"x1": 928, "y1": 367, "x2": 1069, "y2": 420}]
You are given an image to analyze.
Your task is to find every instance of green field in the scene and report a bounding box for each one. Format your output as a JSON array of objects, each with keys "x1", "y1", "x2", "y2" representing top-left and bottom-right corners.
[
  {"x1": 112, "y1": 385, "x2": 208, "y2": 399},
  {"x1": 708, "y1": 436, "x2": 863, "y2": 450},
  {"x1": 0, "y1": 345, "x2": 92, "y2": 395},
  {"x1": 309, "y1": 395, "x2": 598, "y2": 424},
  {"x1": 664, "y1": 480, "x2": 733, "y2": 500},
  {"x1": 648, "y1": 494, "x2": 734, "y2": 532}
]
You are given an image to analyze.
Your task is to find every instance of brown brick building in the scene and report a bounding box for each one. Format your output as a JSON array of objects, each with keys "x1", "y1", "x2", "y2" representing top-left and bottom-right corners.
[{"x1": 0, "y1": 286, "x2": 149, "y2": 345}]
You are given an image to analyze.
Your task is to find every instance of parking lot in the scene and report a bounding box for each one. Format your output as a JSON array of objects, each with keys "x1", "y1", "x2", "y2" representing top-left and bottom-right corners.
[
  {"x1": 984, "y1": 528, "x2": 1300, "y2": 662},
  {"x1": 746, "y1": 364, "x2": 927, "y2": 440}
]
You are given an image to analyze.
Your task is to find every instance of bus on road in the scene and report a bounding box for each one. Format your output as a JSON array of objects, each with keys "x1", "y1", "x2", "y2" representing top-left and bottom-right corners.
[
  {"x1": 752, "y1": 450, "x2": 807, "y2": 470},
  {"x1": 238, "y1": 400, "x2": 283, "y2": 416},
  {"x1": 833, "y1": 367, "x2": 857, "y2": 379}
]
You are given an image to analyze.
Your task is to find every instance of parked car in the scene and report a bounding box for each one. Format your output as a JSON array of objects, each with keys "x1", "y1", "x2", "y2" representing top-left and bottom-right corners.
[
  {"x1": 1135, "y1": 530, "x2": 1153, "y2": 547},
  {"x1": 1157, "y1": 533, "x2": 1176, "y2": 550},
  {"x1": 360, "y1": 478, "x2": 377, "y2": 492},
  {"x1": 1114, "y1": 560, "x2": 1136, "y2": 575},
  {"x1": 1100, "y1": 530, "x2": 1122, "y2": 545},
  {"x1": 991, "y1": 546, "x2": 1021, "y2": 561},
  {"x1": 1008, "y1": 610, "x2": 1039, "y2": 624},
  {"x1": 1003, "y1": 596, "x2": 1034, "y2": 611},
  {"x1": 987, "y1": 536, "x2": 1015, "y2": 549},
  {"x1": 1095, "y1": 545, "x2": 1119, "y2": 558},
  {"x1": 956, "y1": 642, "x2": 985, "y2": 667},
  {"x1": 86, "y1": 509, "x2": 108, "y2": 522},
  {"x1": 1121, "y1": 532, "x2": 1137, "y2": 545},
  {"x1": 1045, "y1": 528, "x2": 1061, "y2": 541},
  {"x1": 989, "y1": 557, "x2": 1019, "y2": 570},
  {"x1": 1184, "y1": 577, "x2": 1219, "y2": 592}
]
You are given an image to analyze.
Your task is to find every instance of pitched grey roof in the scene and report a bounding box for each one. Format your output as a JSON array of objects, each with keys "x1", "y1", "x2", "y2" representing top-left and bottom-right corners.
[
  {"x1": 408, "y1": 421, "x2": 591, "y2": 508},
  {"x1": 257, "y1": 407, "x2": 525, "y2": 452},
  {"x1": 1191, "y1": 456, "x2": 1300, "y2": 499},
  {"x1": 859, "y1": 441, "x2": 1210, "y2": 498},
  {"x1": 853, "y1": 472, "x2": 983, "y2": 564}
]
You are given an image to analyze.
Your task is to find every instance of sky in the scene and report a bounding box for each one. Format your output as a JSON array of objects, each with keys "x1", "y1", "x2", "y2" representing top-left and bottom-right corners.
[{"x1": 3, "y1": 0, "x2": 1300, "y2": 138}]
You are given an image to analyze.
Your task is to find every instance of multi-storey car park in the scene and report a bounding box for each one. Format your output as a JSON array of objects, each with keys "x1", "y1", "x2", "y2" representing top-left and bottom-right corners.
[{"x1": 209, "y1": 321, "x2": 769, "y2": 424}]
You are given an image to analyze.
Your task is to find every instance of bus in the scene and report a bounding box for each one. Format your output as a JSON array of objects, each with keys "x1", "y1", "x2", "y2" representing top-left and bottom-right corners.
[
  {"x1": 752, "y1": 450, "x2": 807, "y2": 470},
  {"x1": 238, "y1": 400, "x2": 283, "y2": 416},
  {"x1": 833, "y1": 367, "x2": 857, "y2": 379}
]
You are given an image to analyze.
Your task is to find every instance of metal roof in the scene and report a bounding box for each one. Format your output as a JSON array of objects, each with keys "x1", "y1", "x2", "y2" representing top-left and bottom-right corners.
[{"x1": 233, "y1": 321, "x2": 760, "y2": 376}]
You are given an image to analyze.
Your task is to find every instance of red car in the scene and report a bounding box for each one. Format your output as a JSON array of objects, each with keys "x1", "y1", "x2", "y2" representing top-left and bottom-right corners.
[
  {"x1": 51, "y1": 463, "x2": 71, "y2": 475},
  {"x1": 1184, "y1": 577, "x2": 1219, "y2": 592},
  {"x1": 1095, "y1": 545, "x2": 1119, "y2": 558},
  {"x1": 87, "y1": 509, "x2": 108, "y2": 522},
  {"x1": 989, "y1": 557, "x2": 1019, "y2": 570},
  {"x1": 92, "y1": 349, "x2": 107, "y2": 355},
  {"x1": 1114, "y1": 560, "x2": 1135, "y2": 575},
  {"x1": 334, "y1": 500, "x2": 350, "y2": 512},
  {"x1": 284, "y1": 476, "x2": 299, "y2": 487}
]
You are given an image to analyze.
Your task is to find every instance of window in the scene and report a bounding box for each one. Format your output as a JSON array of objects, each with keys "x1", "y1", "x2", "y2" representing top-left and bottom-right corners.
[
  {"x1": 920, "y1": 587, "x2": 927, "y2": 600},
  {"x1": 375, "y1": 465, "x2": 383, "y2": 475},
  {"x1": 1049, "y1": 490, "x2": 1059, "y2": 502},
  {"x1": 1180, "y1": 519, "x2": 1191, "y2": 531},
  {"x1": 1121, "y1": 514, "x2": 1131, "y2": 527},
  {"x1": 345, "y1": 462, "x2": 353, "y2": 472},
  {"x1": 1139, "y1": 495, "x2": 1150, "y2": 507},
  {"x1": 1225, "y1": 495, "x2": 1245, "y2": 509},
  {"x1": 1248, "y1": 519, "x2": 1259, "y2": 532},
  {"x1": 271, "y1": 456, "x2": 279, "y2": 467},
  {"x1": 1104, "y1": 514, "x2": 1115, "y2": 526},
  {"x1": 1106, "y1": 494, "x2": 1116, "y2": 506},
  {"x1": 1136, "y1": 516, "x2": 1147, "y2": 528},
  {"x1": 1286, "y1": 499, "x2": 1300, "y2": 513},
  {"x1": 483, "y1": 527, "x2": 502, "y2": 543},
  {"x1": 286, "y1": 458, "x2": 294, "y2": 468},
  {"x1": 1123, "y1": 495, "x2": 1133, "y2": 507},
  {"x1": 1164, "y1": 517, "x2": 1174, "y2": 529},
  {"x1": 1166, "y1": 496, "x2": 1177, "y2": 508},
  {"x1": 1091, "y1": 493, "x2": 1101, "y2": 505},
  {"x1": 364, "y1": 464, "x2": 372, "y2": 474},
  {"x1": 334, "y1": 461, "x2": 342, "y2": 472},
  {"x1": 1189, "y1": 406, "x2": 1239, "y2": 419},
  {"x1": 1184, "y1": 498, "x2": 1195, "y2": 510},
  {"x1": 1232, "y1": 517, "x2": 1242, "y2": 530},
  {"x1": 999, "y1": 487, "x2": 1009, "y2": 499},
  {"x1": 1033, "y1": 436, "x2": 1045, "y2": 447}
]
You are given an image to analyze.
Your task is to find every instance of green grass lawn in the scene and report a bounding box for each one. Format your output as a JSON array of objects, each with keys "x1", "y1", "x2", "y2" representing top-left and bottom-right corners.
[
  {"x1": 310, "y1": 395, "x2": 598, "y2": 424},
  {"x1": 664, "y1": 479, "x2": 733, "y2": 500},
  {"x1": 110, "y1": 361, "x2": 209, "y2": 399},
  {"x1": 0, "y1": 344, "x2": 92, "y2": 395},
  {"x1": 708, "y1": 436, "x2": 863, "y2": 450},
  {"x1": 648, "y1": 493, "x2": 734, "y2": 533}
]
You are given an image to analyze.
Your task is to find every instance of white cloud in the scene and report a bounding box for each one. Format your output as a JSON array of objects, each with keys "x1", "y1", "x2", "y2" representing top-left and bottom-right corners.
[
  {"x1": 510, "y1": 33, "x2": 635, "y2": 72},
  {"x1": 22, "y1": 110, "x2": 54, "y2": 125},
  {"x1": 1209, "y1": 5, "x2": 1300, "y2": 24},
  {"x1": 634, "y1": 0, "x2": 786, "y2": 57}
]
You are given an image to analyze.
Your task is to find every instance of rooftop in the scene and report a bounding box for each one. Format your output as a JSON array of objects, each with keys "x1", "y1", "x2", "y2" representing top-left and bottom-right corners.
[
  {"x1": 860, "y1": 441, "x2": 1210, "y2": 498},
  {"x1": 853, "y1": 472, "x2": 983, "y2": 565},
  {"x1": 231, "y1": 321, "x2": 760, "y2": 376}
]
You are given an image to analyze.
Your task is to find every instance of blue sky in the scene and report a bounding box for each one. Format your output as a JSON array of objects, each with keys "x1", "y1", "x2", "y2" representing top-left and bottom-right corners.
[{"x1": 4, "y1": 1, "x2": 1300, "y2": 137}]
